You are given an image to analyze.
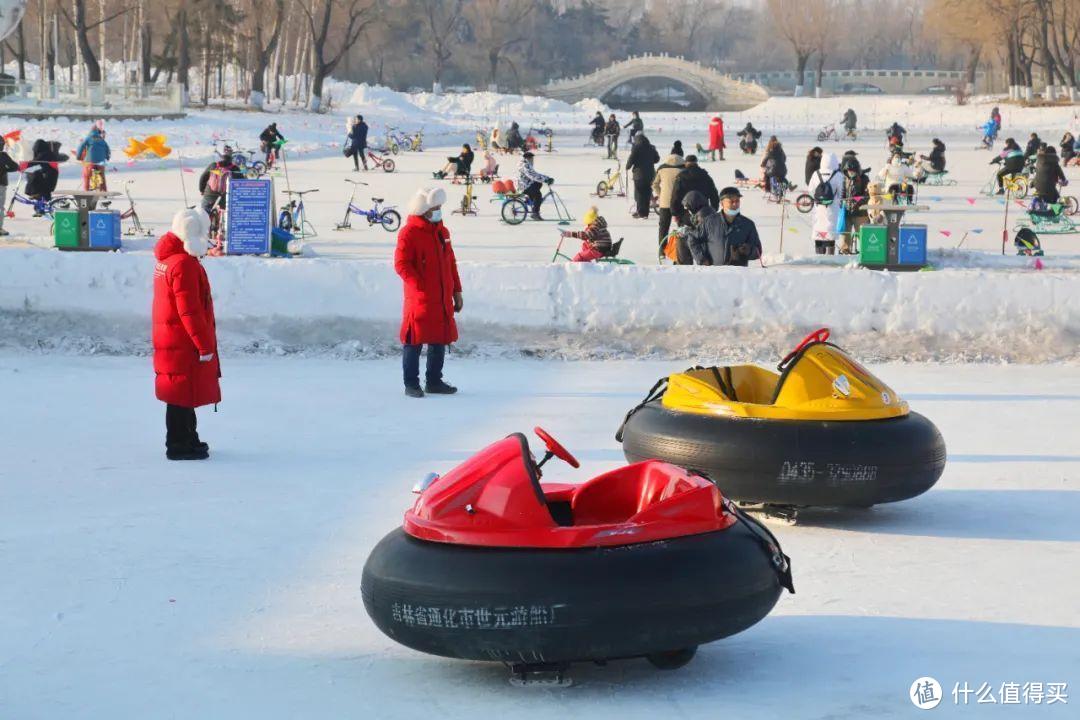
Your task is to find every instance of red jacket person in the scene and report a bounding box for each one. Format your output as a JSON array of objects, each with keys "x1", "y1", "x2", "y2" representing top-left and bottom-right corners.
[
  {"x1": 152, "y1": 208, "x2": 220, "y2": 459},
  {"x1": 394, "y1": 187, "x2": 462, "y2": 398}
]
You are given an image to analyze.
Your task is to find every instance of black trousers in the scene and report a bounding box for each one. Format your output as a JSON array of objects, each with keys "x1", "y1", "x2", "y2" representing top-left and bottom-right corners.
[
  {"x1": 524, "y1": 182, "x2": 544, "y2": 217},
  {"x1": 633, "y1": 174, "x2": 652, "y2": 217},
  {"x1": 165, "y1": 404, "x2": 199, "y2": 452},
  {"x1": 656, "y1": 208, "x2": 673, "y2": 257},
  {"x1": 403, "y1": 344, "x2": 446, "y2": 387}
]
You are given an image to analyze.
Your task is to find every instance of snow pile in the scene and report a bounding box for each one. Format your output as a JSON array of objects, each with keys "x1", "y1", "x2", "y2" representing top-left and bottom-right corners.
[{"x1": 2, "y1": 248, "x2": 1078, "y2": 362}]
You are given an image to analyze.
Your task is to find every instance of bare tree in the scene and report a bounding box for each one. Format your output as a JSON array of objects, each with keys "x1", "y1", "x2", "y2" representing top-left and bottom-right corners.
[
  {"x1": 298, "y1": 0, "x2": 377, "y2": 111},
  {"x1": 765, "y1": 0, "x2": 830, "y2": 96},
  {"x1": 247, "y1": 0, "x2": 285, "y2": 108},
  {"x1": 420, "y1": 0, "x2": 464, "y2": 92},
  {"x1": 463, "y1": 0, "x2": 534, "y2": 91},
  {"x1": 58, "y1": 0, "x2": 129, "y2": 83}
]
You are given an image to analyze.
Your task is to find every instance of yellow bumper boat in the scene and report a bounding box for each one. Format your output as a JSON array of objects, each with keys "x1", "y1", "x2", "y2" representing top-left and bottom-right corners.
[{"x1": 617, "y1": 329, "x2": 946, "y2": 511}]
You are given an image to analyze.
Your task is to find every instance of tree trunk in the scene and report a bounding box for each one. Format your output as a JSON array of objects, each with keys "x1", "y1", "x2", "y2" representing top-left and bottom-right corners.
[
  {"x1": 177, "y1": 6, "x2": 190, "y2": 104},
  {"x1": 16, "y1": 19, "x2": 26, "y2": 82},
  {"x1": 814, "y1": 51, "x2": 825, "y2": 98},
  {"x1": 98, "y1": 0, "x2": 105, "y2": 82},
  {"x1": 793, "y1": 52, "x2": 809, "y2": 97},
  {"x1": 487, "y1": 48, "x2": 499, "y2": 91},
  {"x1": 73, "y1": 0, "x2": 102, "y2": 83},
  {"x1": 965, "y1": 46, "x2": 980, "y2": 93},
  {"x1": 200, "y1": 19, "x2": 210, "y2": 106},
  {"x1": 309, "y1": 65, "x2": 326, "y2": 111}
]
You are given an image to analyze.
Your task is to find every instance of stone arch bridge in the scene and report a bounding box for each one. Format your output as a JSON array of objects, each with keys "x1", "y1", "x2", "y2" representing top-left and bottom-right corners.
[{"x1": 538, "y1": 55, "x2": 769, "y2": 111}]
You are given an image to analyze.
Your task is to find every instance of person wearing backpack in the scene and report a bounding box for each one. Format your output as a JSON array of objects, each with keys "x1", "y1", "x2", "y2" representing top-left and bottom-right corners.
[
  {"x1": 76, "y1": 123, "x2": 111, "y2": 191},
  {"x1": 198, "y1": 146, "x2": 244, "y2": 215},
  {"x1": 811, "y1": 153, "x2": 844, "y2": 255}
]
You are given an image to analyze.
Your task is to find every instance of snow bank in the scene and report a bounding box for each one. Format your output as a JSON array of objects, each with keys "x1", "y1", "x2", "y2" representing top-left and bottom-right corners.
[{"x1": 2, "y1": 248, "x2": 1078, "y2": 362}]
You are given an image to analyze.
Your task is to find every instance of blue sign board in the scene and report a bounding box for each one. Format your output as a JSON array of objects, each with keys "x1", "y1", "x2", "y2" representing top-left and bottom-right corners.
[
  {"x1": 897, "y1": 224, "x2": 928, "y2": 266},
  {"x1": 88, "y1": 210, "x2": 121, "y2": 249},
  {"x1": 226, "y1": 178, "x2": 272, "y2": 255}
]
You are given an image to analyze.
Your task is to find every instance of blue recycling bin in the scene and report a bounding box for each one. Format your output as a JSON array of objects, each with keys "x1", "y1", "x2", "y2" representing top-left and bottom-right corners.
[
  {"x1": 897, "y1": 225, "x2": 927, "y2": 267},
  {"x1": 87, "y1": 210, "x2": 122, "y2": 250}
]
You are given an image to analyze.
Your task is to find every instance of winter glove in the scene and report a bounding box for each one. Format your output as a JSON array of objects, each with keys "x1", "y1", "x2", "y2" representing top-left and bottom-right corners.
[
  {"x1": 199, "y1": 353, "x2": 215, "y2": 362},
  {"x1": 453, "y1": 292, "x2": 463, "y2": 313}
]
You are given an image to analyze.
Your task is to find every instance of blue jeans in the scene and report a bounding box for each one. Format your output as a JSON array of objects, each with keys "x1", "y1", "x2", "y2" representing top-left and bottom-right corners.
[{"x1": 403, "y1": 344, "x2": 445, "y2": 387}]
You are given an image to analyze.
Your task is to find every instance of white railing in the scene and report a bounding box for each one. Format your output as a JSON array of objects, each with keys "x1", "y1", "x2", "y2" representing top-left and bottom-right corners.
[{"x1": 0, "y1": 80, "x2": 184, "y2": 115}]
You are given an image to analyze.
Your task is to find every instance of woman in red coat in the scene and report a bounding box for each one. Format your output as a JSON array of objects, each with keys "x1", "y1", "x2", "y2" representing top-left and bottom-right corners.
[
  {"x1": 708, "y1": 115, "x2": 725, "y2": 161},
  {"x1": 394, "y1": 187, "x2": 463, "y2": 398},
  {"x1": 152, "y1": 208, "x2": 220, "y2": 459}
]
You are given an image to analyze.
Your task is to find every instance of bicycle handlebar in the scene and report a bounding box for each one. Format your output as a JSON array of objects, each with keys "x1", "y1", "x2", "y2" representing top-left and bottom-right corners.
[
  {"x1": 284, "y1": 189, "x2": 319, "y2": 195},
  {"x1": 345, "y1": 179, "x2": 369, "y2": 185}
]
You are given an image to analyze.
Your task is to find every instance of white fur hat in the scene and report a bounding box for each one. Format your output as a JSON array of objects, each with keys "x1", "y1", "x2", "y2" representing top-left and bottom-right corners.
[
  {"x1": 407, "y1": 187, "x2": 447, "y2": 216},
  {"x1": 171, "y1": 208, "x2": 212, "y2": 258}
]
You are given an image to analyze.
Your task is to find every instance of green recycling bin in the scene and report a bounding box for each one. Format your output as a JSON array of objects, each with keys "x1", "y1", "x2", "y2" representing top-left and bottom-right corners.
[
  {"x1": 859, "y1": 225, "x2": 888, "y2": 266},
  {"x1": 54, "y1": 210, "x2": 80, "y2": 249}
]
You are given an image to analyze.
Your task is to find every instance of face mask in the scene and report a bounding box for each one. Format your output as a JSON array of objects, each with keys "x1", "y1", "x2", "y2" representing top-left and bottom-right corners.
[
  {"x1": 723, "y1": 208, "x2": 740, "y2": 217},
  {"x1": 428, "y1": 209, "x2": 443, "y2": 223}
]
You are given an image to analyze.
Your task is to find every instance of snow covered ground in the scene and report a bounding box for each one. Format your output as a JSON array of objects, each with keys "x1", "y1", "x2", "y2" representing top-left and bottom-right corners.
[
  {"x1": 3, "y1": 100, "x2": 1080, "y2": 361},
  {"x1": 2, "y1": 89, "x2": 1079, "y2": 717},
  {"x1": 1, "y1": 354, "x2": 1078, "y2": 718}
]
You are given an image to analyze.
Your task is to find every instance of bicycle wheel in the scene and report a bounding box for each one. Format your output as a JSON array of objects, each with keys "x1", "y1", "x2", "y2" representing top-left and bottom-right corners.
[
  {"x1": 248, "y1": 161, "x2": 266, "y2": 178},
  {"x1": 501, "y1": 198, "x2": 528, "y2": 225},
  {"x1": 595, "y1": 181, "x2": 609, "y2": 198},
  {"x1": 794, "y1": 193, "x2": 815, "y2": 213},
  {"x1": 278, "y1": 209, "x2": 294, "y2": 231},
  {"x1": 1064, "y1": 196, "x2": 1079, "y2": 216},
  {"x1": 1013, "y1": 176, "x2": 1029, "y2": 199},
  {"x1": 380, "y1": 210, "x2": 402, "y2": 232},
  {"x1": 382, "y1": 158, "x2": 395, "y2": 173},
  {"x1": 389, "y1": 142, "x2": 400, "y2": 155},
  {"x1": 816, "y1": 132, "x2": 827, "y2": 142}
]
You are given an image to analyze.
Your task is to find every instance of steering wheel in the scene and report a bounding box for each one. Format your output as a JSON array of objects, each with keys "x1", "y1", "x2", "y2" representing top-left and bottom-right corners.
[
  {"x1": 533, "y1": 426, "x2": 580, "y2": 469},
  {"x1": 778, "y1": 327, "x2": 830, "y2": 371}
]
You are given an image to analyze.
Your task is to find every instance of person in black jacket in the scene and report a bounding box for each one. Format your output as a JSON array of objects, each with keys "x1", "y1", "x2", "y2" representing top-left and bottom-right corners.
[
  {"x1": 0, "y1": 142, "x2": 18, "y2": 234},
  {"x1": 24, "y1": 139, "x2": 66, "y2": 205},
  {"x1": 604, "y1": 114, "x2": 621, "y2": 159},
  {"x1": 805, "y1": 146, "x2": 823, "y2": 186},
  {"x1": 990, "y1": 138, "x2": 1026, "y2": 193},
  {"x1": 347, "y1": 115, "x2": 368, "y2": 171},
  {"x1": 761, "y1": 137, "x2": 788, "y2": 195},
  {"x1": 1033, "y1": 146, "x2": 1067, "y2": 204},
  {"x1": 589, "y1": 112, "x2": 605, "y2": 145},
  {"x1": 1024, "y1": 132, "x2": 1042, "y2": 159},
  {"x1": 259, "y1": 122, "x2": 285, "y2": 165},
  {"x1": 505, "y1": 122, "x2": 525, "y2": 153},
  {"x1": 1061, "y1": 132, "x2": 1077, "y2": 165},
  {"x1": 842, "y1": 108, "x2": 857, "y2": 138},
  {"x1": 916, "y1": 139, "x2": 947, "y2": 180},
  {"x1": 198, "y1": 146, "x2": 245, "y2": 214},
  {"x1": 737, "y1": 123, "x2": 761, "y2": 154},
  {"x1": 626, "y1": 133, "x2": 659, "y2": 218},
  {"x1": 624, "y1": 111, "x2": 644, "y2": 143},
  {"x1": 684, "y1": 187, "x2": 761, "y2": 267},
  {"x1": 840, "y1": 150, "x2": 861, "y2": 175},
  {"x1": 670, "y1": 155, "x2": 719, "y2": 227},
  {"x1": 434, "y1": 144, "x2": 475, "y2": 179}
]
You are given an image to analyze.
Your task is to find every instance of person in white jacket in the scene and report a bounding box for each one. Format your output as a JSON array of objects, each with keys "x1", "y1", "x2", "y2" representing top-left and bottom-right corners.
[
  {"x1": 878, "y1": 155, "x2": 915, "y2": 203},
  {"x1": 811, "y1": 152, "x2": 845, "y2": 255}
]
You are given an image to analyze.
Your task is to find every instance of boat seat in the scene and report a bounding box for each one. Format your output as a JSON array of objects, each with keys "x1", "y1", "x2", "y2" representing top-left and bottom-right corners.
[{"x1": 571, "y1": 463, "x2": 703, "y2": 527}]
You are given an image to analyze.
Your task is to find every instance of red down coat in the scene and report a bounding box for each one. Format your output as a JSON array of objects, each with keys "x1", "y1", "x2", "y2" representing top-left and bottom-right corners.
[
  {"x1": 394, "y1": 214, "x2": 462, "y2": 345},
  {"x1": 152, "y1": 232, "x2": 221, "y2": 407},
  {"x1": 708, "y1": 116, "x2": 725, "y2": 151}
]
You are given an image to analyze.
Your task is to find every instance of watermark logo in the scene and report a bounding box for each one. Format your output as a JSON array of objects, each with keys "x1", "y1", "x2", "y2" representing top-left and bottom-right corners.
[{"x1": 911, "y1": 677, "x2": 943, "y2": 710}]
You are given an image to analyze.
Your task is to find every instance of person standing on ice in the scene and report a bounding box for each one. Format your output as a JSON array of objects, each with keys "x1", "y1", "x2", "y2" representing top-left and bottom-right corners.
[
  {"x1": 626, "y1": 132, "x2": 659, "y2": 219},
  {"x1": 707, "y1": 115, "x2": 725, "y2": 161},
  {"x1": 652, "y1": 151, "x2": 685, "y2": 256},
  {"x1": 842, "y1": 108, "x2": 857, "y2": 138},
  {"x1": 684, "y1": 187, "x2": 761, "y2": 267},
  {"x1": 394, "y1": 187, "x2": 462, "y2": 398},
  {"x1": 152, "y1": 208, "x2": 220, "y2": 461},
  {"x1": 810, "y1": 152, "x2": 844, "y2": 255},
  {"x1": 0, "y1": 139, "x2": 18, "y2": 236},
  {"x1": 346, "y1": 115, "x2": 368, "y2": 171}
]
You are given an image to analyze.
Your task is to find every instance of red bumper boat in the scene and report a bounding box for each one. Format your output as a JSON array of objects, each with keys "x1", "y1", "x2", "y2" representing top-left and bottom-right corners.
[{"x1": 362, "y1": 427, "x2": 793, "y2": 676}]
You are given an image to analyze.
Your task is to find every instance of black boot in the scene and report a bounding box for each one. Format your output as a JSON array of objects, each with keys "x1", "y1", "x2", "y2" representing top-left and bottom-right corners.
[
  {"x1": 405, "y1": 385, "x2": 425, "y2": 398},
  {"x1": 167, "y1": 446, "x2": 210, "y2": 460},
  {"x1": 425, "y1": 380, "x2": 458, "y2": 394}
]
